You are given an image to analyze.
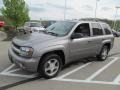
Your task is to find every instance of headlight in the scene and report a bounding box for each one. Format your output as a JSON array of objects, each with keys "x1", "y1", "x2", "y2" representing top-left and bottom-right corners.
[{"x1": 19, "y1": 47, "x2": 34, "y2": 57}]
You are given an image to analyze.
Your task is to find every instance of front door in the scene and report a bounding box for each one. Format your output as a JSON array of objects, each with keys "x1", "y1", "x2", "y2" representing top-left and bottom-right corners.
[{"x1": 69, "y1": 23, "x2": 95, "y2": 61}]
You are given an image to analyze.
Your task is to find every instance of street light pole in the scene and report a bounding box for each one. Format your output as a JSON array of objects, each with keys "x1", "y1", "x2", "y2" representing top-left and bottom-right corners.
[
  {"x1": 95, "y1": 0, "x2": 100, "y2": 19},
  {"x1": 113, "y1": 6, "x2": 120, "y2": 30},
  {"x1": 64, "y1": 0, "x2": 67, "y2": 20}
]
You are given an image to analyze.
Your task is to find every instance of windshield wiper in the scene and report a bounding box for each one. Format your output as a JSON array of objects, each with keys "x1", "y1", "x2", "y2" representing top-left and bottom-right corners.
[
  {"x1": 40, "y1": 30, "x2": 47, "y2": 34},
  {"x1": 40, "y1": 30, "x2": 58, "y2": 36},
  {"x1": 47, "y1": 31, "x2": 58, "y2": 36}
]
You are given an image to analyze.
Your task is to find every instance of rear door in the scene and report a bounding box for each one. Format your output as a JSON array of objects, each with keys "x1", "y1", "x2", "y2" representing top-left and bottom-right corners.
[
  {"x1": 102, "y1": 24, "x2": 114, "y2": 48},
  {"x1": 90, "y1": 23, "x2": 105, "y2": 54}
]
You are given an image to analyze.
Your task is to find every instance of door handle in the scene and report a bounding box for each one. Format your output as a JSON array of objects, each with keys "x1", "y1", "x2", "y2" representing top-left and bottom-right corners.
[
  {"x1": 88, "y1": 41, "x2": 92, "y2": 43},
  {"x1": 102, "y1": 39, "x2": 106, "y2": 41}
]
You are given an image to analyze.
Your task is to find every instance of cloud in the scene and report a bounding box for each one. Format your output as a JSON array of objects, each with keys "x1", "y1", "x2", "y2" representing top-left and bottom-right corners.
[
  {"x1": 0, "y1": 0, "x2": 3, "y2": 8},
  {"x1": 1, "y1": 0, "x2": 120, "y2": 20},
  {"x1": 29, "y1": 6, "x2": 46, "y2": 12},
  {"x1": 0, "y1": 0, "x2": 3, "y2": 4},
  {"x1": 81, "y1": 5, "x2": 93, "y2": 11},
  {"x1": 45, "y1": 2, "x2": 73, "y2": 10},
  {"x1": 28, "y1": 2, "x2": 74, "y2": 20},
  {"x1": 101, "y1": 7, "x2": 112, "y2": 11},
  {"x1": 29, "y1": 10, "x2": 65, "y2": 20},
  {"x1": 29, "y1": 2, "x2": 73, "y2": 12}
]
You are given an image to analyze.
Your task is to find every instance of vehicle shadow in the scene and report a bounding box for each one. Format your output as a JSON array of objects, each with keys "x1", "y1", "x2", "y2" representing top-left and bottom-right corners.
[{"x1": 0, "y1": 76, "x2": 43, "y2": 90}]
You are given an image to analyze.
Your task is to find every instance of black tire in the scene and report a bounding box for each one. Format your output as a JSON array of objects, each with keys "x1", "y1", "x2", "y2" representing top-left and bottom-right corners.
[
  {"x1": 38, "y1": 54, "x2": 62, "y2": 79},
  {"x1": 97, "y1": 45, "x2": 109, "y2": 61}
]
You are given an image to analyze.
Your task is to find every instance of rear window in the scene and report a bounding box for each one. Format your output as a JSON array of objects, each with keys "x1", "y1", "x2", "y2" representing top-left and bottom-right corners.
[
  {"x1": 102, "y1": 24, "x2": 112, "y2": 35},
  {"x1": 91, "y1": 23, "x2": 103, "y2": 36}
]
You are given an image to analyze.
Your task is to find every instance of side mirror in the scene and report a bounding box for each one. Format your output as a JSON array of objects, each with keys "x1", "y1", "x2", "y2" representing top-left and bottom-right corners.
[{"x1": 71, "y1": 33, "x2": 84, "y2": 39}]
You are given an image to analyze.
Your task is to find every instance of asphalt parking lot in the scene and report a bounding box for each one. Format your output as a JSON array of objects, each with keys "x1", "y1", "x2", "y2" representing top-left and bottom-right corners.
[{"x1": 0, "y1": 38, "x2": 120, "y2": 90}]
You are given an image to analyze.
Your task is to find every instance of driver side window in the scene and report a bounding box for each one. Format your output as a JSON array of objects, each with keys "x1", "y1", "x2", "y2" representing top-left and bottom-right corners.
[{"x1": 74, "y1": 23, "x2": 90, "y2": 37}]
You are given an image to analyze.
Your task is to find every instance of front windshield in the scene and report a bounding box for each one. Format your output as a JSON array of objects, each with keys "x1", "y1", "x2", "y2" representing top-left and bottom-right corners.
[{"x1": 45, "y1": 21, "x2": 76, "y2": 36}]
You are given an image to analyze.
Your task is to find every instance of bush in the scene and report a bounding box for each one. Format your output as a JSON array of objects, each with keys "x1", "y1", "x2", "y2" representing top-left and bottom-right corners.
[
  {"x1": 3, "y1": 26, "x2": 17, "y2": 41},
  {"x1": 0, "y1": 28, "x2": 4, "y2": 31}
]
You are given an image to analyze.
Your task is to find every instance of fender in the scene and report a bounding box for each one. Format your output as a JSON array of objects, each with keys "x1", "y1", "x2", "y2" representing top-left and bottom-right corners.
[
  {"x1": 97, "y1": 39, "x2": 112, "y2": 54},
  {"x1": 33, "y1": 44, "x2": 69, "y2": 64}
]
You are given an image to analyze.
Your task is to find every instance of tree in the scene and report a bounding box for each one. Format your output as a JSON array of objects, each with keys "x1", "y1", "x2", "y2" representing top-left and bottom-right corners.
[{"x1": 1, "y1": 0, "x2": 30, "y2": 29}]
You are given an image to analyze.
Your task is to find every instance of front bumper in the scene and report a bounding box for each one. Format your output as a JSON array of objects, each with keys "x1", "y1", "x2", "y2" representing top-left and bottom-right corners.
[{"x1": 8, "y1": 48, "x2": 40, "y2": 72}]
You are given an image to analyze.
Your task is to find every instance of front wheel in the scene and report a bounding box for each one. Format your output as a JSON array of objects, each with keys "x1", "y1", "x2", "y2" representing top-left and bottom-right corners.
[
  {"x1": 97, "y1": 46, "x2": 109, "y2": 61},
  {"x1": 38, "y1": 54, "x2": 62, "y2": 79}
]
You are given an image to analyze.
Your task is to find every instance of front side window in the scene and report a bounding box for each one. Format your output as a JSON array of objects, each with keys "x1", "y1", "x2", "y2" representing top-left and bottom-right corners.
[
  {"x1": 92, "y1": 23, "x2": 103, "y2": 36},
  {"x1": 74, "y1": 23, "x2": 90, "y2": 37}
]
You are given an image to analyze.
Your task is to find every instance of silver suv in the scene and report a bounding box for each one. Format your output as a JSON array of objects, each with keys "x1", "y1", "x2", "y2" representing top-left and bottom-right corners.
[{"x1": 8, "y1": 20, "x2": 114, "y2": 78}]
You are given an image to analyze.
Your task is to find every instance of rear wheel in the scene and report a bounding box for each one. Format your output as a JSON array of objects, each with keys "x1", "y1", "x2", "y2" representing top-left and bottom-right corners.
[
  {"x1": 38, "y1": 54, "x2": 62, "y2": 79},
  {"x1": 97, "y1": 45, "x2": 109, "y2": 61}
]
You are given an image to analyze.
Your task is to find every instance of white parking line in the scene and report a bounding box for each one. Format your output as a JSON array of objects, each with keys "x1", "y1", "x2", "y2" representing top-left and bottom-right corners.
[
  {"x1": 55, "y1": 62, "x2": 92, "y2": 79},
  {"x1": 0, "y1": 64, "x2": 38, "y2": 78},
  {"x1": 8, "y1": 68, "x2": 21, "y2": 73},
  {"x1": 0, "y1": 57, "x2": 120, "y2": 85},
  {"x1": 113, "y1": 73, "x2": 120, "y2": 84},
  {"x1": 86, "y1": 57, "x2": 118, "y2": 81},
  {"x1": 51, "y1": 57, "x2": 120, "y2": 85},
  {"x1": 52, "y1": 78, "x2": 120, "y2": 85},
  {"x1": 1, "y1": 64, "x2": 15, "y2": 73}
]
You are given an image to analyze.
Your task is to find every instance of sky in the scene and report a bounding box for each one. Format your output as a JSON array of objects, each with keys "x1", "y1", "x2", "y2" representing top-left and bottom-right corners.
[{"x1": 0, "y1": 0, "x2": 120, "y2": 20}]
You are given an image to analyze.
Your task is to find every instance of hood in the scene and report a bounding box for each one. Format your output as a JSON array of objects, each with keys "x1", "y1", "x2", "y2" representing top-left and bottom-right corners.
[{"x1": 13, "y1": 32, "x2": 58, "y2": 46}]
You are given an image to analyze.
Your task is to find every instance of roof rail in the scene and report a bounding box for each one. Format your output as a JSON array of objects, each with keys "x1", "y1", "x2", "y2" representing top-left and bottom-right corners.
[{"x1": 79, "y1": 19, "x2": 105, "y2": 23}]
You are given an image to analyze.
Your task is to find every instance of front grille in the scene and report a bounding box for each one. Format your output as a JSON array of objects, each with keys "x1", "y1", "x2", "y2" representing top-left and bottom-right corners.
[
  {"x1": 12, "y1": 48, "x2": 20, "y2": 56},
  {"x1": 12, "y1": 42, "x2": 20, "y2": 49},
  {"x1": 12, "y1": 42, "x2": 21, "y2": 56}
]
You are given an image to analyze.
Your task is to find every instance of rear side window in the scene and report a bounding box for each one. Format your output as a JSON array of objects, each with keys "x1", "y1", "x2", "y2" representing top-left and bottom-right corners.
[
  {"x1": 102, "y1": 24, "x2": 112, "y2": 35},
  {"x1": 91, "y1": 23, "x2": 103, "y2": 36}
]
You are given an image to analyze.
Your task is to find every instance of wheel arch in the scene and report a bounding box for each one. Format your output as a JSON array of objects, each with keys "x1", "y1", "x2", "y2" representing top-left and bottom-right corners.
[
  {"x1": 103, "y1": 43, "x2": 111, "y2": 51},
  {"x1": 37, "y1": 50, "x2": 65, "y2": 72}
]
